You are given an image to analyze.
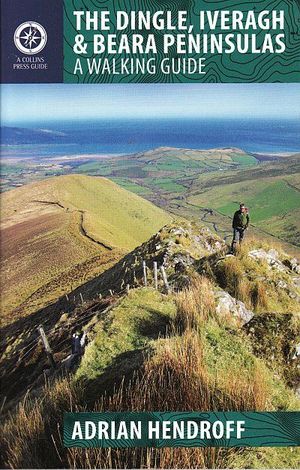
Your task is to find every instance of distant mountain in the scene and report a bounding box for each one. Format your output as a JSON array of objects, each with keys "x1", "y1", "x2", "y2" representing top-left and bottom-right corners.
[
  {"x1": 122, "y1": 145, "x2": 259, "y2": 167},
  {"x1": 1, "y1": 174, "x2": 171, "y2": 322},
  {"x1": 1, "y1": 126, "x2": 69, "y2": 144}
]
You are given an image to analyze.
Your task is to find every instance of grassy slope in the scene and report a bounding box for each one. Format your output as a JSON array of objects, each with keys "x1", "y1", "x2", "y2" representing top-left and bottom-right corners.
[
  {"x1": 77, "y1": 288, "x2": 176, "y2": 381},
  {"x1": 2, "y1": 174, "x2": 170, "y2": 249},
  {"x1": 4, "y1": 147, "x2": 299, "y2": 249},
  {"x1": 1, "y1": 225, "x2": 300, "y2": 468},
  {"x1": 188, "y1": 159, "x2": 300, "y2": 248},
  {"x1": 52, "y1": 174, "x2": 170, "y2": 249},
  {"x1": 74, "y1": 149, "x2": 300, "y2": 250},
  {"x1": 74, "y1": 147, "x2": 257, "y2": 197},
  {"x1": 0, "y1": 174, "x2": 171, "y2": 322},
  {"x1": 2, "y1": 286, "x2": 299, "y2": 469}
]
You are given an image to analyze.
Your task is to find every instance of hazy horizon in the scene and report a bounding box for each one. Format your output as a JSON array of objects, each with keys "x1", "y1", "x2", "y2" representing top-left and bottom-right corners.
[
  {"x1": 2, "y1": 117, "x2": 299, "y2": 154},
  {"x1": 1, "y1": 83, "x2": 299, "y2": 125}
]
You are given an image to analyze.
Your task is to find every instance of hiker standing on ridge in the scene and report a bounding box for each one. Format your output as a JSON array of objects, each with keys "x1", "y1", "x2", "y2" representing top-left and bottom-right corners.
[{"x1": 231, "y1": 203, "x2": 250, "y2": 253}]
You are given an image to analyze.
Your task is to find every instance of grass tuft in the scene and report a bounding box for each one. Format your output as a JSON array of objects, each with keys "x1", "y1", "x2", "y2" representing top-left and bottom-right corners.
[
  {"x1": 1, "y1": 277, "x2": 298, "y2": 469},
  {"x1": 174, "y1": 275, "x2": 215, "y2": 332}
]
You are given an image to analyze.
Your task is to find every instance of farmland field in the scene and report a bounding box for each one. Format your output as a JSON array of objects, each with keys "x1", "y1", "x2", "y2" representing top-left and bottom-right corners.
[
  {"x1": 109, "y1": 177, "x2": 152, "y2": 194},
  {"x1": 148, "y1": 177, "x2": 186, "y2": 193},
  {"x1": 1, "y1": 145, "x2": 300, "y2": 251},
  {"x1": 190, "y1": 180, "x2": 300, "y2": 222}
]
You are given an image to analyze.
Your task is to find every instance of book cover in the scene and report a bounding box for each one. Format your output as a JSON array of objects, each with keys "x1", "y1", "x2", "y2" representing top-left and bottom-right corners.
[{"x1": 0, "y1": 1, "x2": 299, "y2": 468}]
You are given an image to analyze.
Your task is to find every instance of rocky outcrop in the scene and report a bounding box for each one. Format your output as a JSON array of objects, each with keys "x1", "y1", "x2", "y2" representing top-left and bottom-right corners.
[
  {"x1": 215, "y1": 290, "x2": 254, "y2": 325},
  {"x1": 159, "y1": 225, "x2": 226, "y2": 270},
  {"x1": 249, "y1": 249, "x2": 300, "y2": 274},
  {"x1": 248, "y1": 249, "x2": 300, "y2": 303},
  {"x1": 283, "y1": 257, "x2": 300, "y2": 274},
  {"x1": 248, "y1": 249, "x2": 288, "y2": 272},
  {"x1": 244, "y1": 312, "x2": 300, "y2": 388}
]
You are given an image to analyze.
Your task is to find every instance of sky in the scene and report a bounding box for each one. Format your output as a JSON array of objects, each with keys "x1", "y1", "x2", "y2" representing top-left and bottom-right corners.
[{"x1": 1, "y1": 83, "x2": 299, "y2": 124}]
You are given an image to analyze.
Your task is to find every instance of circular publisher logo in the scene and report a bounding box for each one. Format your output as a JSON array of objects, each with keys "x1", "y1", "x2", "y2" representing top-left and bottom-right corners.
[{"x1": 14, "y1": 21, "x2": 47, "y2": 55}]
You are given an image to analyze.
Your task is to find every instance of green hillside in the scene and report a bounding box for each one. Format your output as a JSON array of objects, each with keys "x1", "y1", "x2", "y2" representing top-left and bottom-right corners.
[
  {"x1": 188, "y1": 160, "x2": 300, "y2": 247},
  {"x1": 1, "y1": 222, "x2": 299, "y2": 469},
  {"x1": 0, "y1": 175, "x2": 171, "y2": 322},
  {"x1": 2, "y1": 147, "x2": 299, "y2": 253},
  {"x1": 77, "y1": 147, "x2": 258, "y2": 189},
  {"x1": 50, "y1": 174, "x2": 170, "y2": 249},
  {"x1": 69, "y1": 149, "x2": 300, "y2": 250},
  {"x1": 190, "y1": 179, "x2": 300, "y2": 222}
]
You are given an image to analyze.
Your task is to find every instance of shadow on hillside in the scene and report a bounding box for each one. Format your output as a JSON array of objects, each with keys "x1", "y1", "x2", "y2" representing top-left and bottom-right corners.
[
  {"x1": 0, "y1": 300, "x2": 171, "y2": 410},
  {"x1": 195, "y1": 250, "x2": 227, "y2": 275},
  {"x1": 80, "y1": 307, "x2": 171, "y2": 407},
  {"x1": 82, "y1": 348, "x2": 148, "y2": 408},
  {"x1": 0, "y1": 246, "x2": 138, "y2": 347},
  {"x1": 134, "y1": 307, "x2": 172, "y2": 339},
  {"x1": 0, "y1": 298, "x2": 112, "y2": 408}
]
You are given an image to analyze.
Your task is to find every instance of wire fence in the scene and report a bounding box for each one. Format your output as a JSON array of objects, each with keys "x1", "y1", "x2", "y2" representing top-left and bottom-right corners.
[{"x1": 2, "y1": 259, "x2": 172, "y2": 379}]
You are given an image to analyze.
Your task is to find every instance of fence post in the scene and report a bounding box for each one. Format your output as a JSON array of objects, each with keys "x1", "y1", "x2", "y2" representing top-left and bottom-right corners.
[
  {"x1": 153, "y1": 261, "x2": 158, "y2": 290},
  {"x1": 143, "y1": 260, "x2": 148, "y2": 287},
  {"x1": 160, "y1": 266, "x2": 170, "y2": 294},
  {"x1": 37, "y1": 326, "x2": 56, "y2": 369},
  {"x1": 79, "y1": 293, "x2": 84, "y2": 304},
  {"x1": 126, "y1": 284, "x2": 130, "y2": 293}
]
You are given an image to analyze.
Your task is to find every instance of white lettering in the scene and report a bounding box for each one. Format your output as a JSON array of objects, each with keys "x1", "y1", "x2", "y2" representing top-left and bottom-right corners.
[
  {"x1": 85, "y1": 421, "x2": 96, "y2": 439},
  {"x1": 71, "y1": 421, "x2": 83, "y2": 440}
]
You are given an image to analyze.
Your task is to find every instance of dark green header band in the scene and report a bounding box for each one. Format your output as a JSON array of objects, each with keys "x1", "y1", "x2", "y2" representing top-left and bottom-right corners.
[
  {"x1": 64, "y1": 412, "x2": 300, "y2": 448},
  {"x1": 2, "y1": 0, "x2": 299, "y2": 83},
  {"x1": 63, "y1": 0, "x2": 300, "y2": 83}
]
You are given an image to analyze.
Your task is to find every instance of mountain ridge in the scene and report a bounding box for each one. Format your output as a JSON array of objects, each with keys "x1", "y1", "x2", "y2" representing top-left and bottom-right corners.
[
  {"x1": 0, "y1": 174, "x2": 171, "y2": 321},
  {"x1": 1, "y1": 220, "x2": 299, "y2": 469}
]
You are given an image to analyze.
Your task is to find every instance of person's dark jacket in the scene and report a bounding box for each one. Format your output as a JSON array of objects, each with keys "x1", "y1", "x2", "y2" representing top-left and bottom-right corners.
[{"x1": 232, "y1": 210, "x2": 249, "y2": 229}]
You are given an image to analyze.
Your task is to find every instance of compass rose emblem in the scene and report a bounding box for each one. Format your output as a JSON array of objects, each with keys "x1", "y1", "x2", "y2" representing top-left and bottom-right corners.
[{"x1": 14, "y1": 22, "x2": 47, "y2": 55}]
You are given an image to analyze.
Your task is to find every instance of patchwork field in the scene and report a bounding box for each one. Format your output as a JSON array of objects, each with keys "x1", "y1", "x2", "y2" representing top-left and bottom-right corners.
[
  {"x1": 1, "y1": 134, "x2": 300, "y2": 469},
  {"x1": 1, "y1": 146, "x2": 257, "y2": 192},
  {"x1": 188, "y1": 161, "x2": 300, "y2": 247},
  {"x1": 190, "y1": 179, "x2": 300, "y2": 220},
  {"x1": 92, "y1": 147, "x2": 258, "y2": 183},
  {"x1": 2, "y1": 146, "x2": 300, "y2": 251}
]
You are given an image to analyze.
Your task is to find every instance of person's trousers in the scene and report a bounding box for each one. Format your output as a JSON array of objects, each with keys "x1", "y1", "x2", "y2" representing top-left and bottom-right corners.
[{"x1": 231, "y1": 228, "x2": 245, "y2": 250}]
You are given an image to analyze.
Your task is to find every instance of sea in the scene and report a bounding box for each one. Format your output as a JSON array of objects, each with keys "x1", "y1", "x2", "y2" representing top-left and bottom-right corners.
[{"x1": 1, "y1": 118, "x2": 300, "y2": 157}]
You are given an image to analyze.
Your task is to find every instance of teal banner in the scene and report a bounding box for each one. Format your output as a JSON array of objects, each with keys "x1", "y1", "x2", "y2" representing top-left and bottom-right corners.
[
  {"x1": 63, "y1": 0, "x2": 300, "y2": 83},
  {"x1": 64, "y1": 412, "x2": 300, "y2": 448}
]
